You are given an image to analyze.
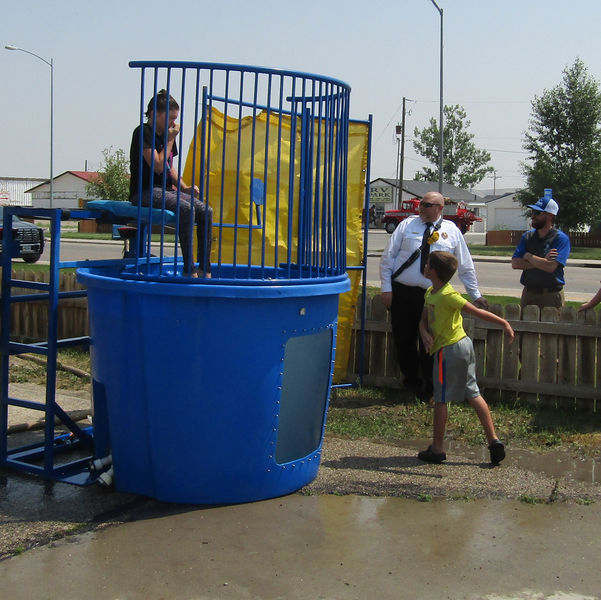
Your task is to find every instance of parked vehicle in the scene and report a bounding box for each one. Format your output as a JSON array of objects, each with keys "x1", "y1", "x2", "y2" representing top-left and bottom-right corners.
[
  {"x1": 381, "y1": 198, "x2": 481, "y2": 234},
  {"x1": 0, "y1": 213, "x2": 45, "y2": 263}
]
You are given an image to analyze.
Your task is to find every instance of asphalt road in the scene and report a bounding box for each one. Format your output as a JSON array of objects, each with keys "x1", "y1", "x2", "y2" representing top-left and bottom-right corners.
[
  {"x1": 22, "y1": 232, "x2": 600, "y2": 302},
  {"x1": 366, "y1": 229, "x2": 598, "y2": 302}
]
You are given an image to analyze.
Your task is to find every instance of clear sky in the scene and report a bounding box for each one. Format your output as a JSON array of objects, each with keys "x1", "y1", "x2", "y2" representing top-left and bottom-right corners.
[{"x1": 2, "y1": 0, "x2": 601, "y2": 192}]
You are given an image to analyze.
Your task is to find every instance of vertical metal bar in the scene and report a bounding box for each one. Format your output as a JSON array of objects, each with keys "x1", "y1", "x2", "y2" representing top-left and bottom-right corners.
[
  {"x1": 286, "y1": 76, "x2": 297, "y2": 279},
  {"x1": 0, "y1": 208, "x2": 14, "y2": 464},
  {"x1": 188, "y1": 69, "x2": 202, "y2": 275},
  {"x1": 232, "y1": 70, "x2": 245, "y2": 274},
  {"x1": 248, "y1": 71, "x2": 259, "y2": 276},
  {"x1": 204, "y1": 70, "x2": 215, "y2": 277},
  {"x1": 199, "y1": 80, "x2": 210, "y2": 277},
  {"x1": 134, "y1": 68, "x2": 146, "y2": 274},
  {"x1": 274, "y1": 75, "x2": 284, "y2": 274},
  {"x1": 357, "y1": 115, "x2": 373, "y2": 387},
  {"x1": 324, "y1": 81, "x2": 334, "y2": 275},
  {"x1": 44, "y1": 209, "x2": 61, "y2": 475},
  {"x1": 217, "y1": 69, "x2": 230, "y2": 273},
  {"x1": 175, "y1": 68, "x2": 188, "y2": 274},
  {"x1": 316, "y1": 81, "x2": 326, "y2": 275},
  {"x1": 298, "y1": 102, "x2": 308, "y2": 277},
  {"x1": 260, "y1": 73, "x2": 273, "y2": 278},
  {"x1": 160, "y1": 68, "x2": 173, "y2": 276},
  {"x1": 332, "y1": 88, "x2": 341, "y2": 274},
  {"x1": 301, "y1": 79, "x2": 314, "y2": 278},
  {"x1": 145, "y1": 70, "x2": 160, "y2": 275},
  {"x1": 311, "y1": 80, "x2": 319, "y2": 275}
]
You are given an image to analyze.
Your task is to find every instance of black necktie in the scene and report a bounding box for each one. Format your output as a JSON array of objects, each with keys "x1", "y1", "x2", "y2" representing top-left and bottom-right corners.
[{"x1": 420, "y1": 222, "x2": 433, "y2": 274}]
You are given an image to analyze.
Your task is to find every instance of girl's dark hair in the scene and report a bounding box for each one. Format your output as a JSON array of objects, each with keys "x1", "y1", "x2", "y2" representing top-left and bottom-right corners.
[
  {"x1": 427, "y1": 251, "x2": 458, "y2": 284},
  {"x1": 145, "y1": 89, "x2": 179, "y2": 119}
]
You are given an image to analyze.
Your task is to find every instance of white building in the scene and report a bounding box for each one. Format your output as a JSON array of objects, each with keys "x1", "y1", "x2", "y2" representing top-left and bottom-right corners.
[
  {"x1": 0, "y1": 176, "x2": 46, "y2": 206},
  {"x1": 481, "y1": 189, "x2": 529, "y2": 231},
  {"x1": 26, "y1": 170, "x2": 100, "y2": 209}
]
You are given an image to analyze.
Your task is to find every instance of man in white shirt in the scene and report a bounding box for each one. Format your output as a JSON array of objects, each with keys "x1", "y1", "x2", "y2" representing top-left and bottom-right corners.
[{"x1": 379, "y1": 191, "x2": 488, "y2": 399}]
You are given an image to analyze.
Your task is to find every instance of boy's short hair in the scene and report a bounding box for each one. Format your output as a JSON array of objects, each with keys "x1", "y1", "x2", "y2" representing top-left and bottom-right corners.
[{"x1": 427, "y1": 251, "x2": 458, "y2": 283}]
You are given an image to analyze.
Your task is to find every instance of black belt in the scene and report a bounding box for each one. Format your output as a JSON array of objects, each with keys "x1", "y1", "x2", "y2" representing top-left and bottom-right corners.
[{"x1": 525, "y1": 286, "x2": 563, "y2": 294}]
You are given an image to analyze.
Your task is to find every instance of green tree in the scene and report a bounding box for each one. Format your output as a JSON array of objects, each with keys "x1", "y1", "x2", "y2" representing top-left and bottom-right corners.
[
  {"x1": 413, "y1": 104, "x2": 494, "y2": 188},
  {"x1": 85, "y1": 147, "x2": 130, "y2": 202},
  {"x1": 518, "y1": 58, "x2": 601, "y2": 231}
]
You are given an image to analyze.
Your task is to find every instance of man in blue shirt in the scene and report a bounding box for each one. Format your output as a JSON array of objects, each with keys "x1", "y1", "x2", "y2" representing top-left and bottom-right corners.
[{"x1": 512, "y1": 195, "x2": 570, "y2": 309}]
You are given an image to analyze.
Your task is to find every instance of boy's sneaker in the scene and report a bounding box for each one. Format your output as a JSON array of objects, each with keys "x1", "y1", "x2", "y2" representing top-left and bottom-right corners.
[
  {"x1": 489, "y1": 440, "x2": 505, "y2": 464},
  {"x1": 417, "y1": 445, "x2": 446, "y2": 464}
]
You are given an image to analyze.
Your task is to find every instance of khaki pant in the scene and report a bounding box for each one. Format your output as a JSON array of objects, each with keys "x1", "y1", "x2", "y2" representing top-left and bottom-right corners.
[{"x1": 520, "y1": 288, "x2": 564, "y2": 309}]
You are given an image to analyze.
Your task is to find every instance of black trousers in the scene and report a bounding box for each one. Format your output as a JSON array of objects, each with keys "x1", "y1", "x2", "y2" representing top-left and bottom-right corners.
[{"x1": 390, "y1": 281, "x2": 433, "y2": 395}]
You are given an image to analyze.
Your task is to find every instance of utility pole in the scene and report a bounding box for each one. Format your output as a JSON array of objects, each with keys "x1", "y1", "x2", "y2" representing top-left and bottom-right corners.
[
  {"x1": 399, "y1": 97, "x2": 407, "y2": 206},
  {"x1": 428, "y1": 0, "x2": 444, "y2": 194},
  {"x1": 395, "y1": 130, "x2": 401, "y2": 209},
  {"x1": 493, "y1": 170, "x2": 501, "y2": 195},
  {"x1": 395, "y1": 97, "x2": 408, "y2": 210}
]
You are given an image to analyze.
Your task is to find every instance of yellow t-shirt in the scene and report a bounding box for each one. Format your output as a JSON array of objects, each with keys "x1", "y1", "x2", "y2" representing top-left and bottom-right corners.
[{"x1": 424, "y1": 283, "x2": 467, "y2": 355}]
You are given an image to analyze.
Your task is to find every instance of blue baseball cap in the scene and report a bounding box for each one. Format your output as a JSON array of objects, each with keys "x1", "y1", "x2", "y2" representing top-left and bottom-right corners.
[{"x1": 527, "y1": 196, "x2": 559, "y2": 215}]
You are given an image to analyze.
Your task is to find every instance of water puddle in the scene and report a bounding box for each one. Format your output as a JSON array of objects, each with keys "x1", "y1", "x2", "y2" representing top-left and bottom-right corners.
[{"x1": 401, "y1": 438, "x2": 600, "y2": 484}]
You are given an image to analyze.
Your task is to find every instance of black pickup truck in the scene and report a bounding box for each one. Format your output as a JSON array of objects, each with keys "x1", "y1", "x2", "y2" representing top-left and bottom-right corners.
[{"x1": 0, "y1": 213, "x2": 45, "y2": 263}]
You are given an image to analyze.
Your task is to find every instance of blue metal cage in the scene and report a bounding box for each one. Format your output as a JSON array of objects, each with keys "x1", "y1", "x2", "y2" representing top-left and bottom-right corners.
[{"x1": 127, "y1": 61, "x2": 351, "y2": 283}]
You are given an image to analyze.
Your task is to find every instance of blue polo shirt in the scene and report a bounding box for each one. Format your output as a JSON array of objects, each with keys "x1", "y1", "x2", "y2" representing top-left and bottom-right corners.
[{"x1": 513, "y1": 228, "x2": 570, "y2": 289}]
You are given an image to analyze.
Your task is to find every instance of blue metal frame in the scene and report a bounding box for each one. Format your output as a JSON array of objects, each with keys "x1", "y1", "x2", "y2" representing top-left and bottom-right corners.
[
  {"x1": 0, "y1": 207, "x2": 167, "y2": 485},
  {"x1": 0, "y1": 207, "x2": 95, "y2": 483}
]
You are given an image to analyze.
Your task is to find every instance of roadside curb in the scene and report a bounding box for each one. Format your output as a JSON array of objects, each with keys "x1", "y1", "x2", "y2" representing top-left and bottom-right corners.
[{"x1": 367, "y1": 252, "x2": 601, "y2": 267}]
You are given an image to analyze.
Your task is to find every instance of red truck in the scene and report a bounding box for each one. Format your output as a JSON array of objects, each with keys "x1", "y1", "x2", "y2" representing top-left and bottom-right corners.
[{"x1": 380, "y1": 197, "x2": 481, "y2": 234}]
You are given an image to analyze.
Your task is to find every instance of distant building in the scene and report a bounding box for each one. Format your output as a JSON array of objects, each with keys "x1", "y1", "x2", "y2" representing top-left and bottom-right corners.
[
  {"x1": 369, "y1": 178, "x2": 485, "y2": 232},
  {"x1": 482, "y1": 189, "x2": 529, "y2": 231},
  {"x1": 0, "y1": 176, "x2": 46, "y2": 206},
  {"x1": 25, "y1": 170, "x2": 100, "y2": 209}
]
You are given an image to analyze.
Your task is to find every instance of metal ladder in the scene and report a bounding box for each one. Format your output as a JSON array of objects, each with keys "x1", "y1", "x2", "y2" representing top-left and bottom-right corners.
[{"x1": 0, "y1": 207, "x2": 102, "y2": 484}]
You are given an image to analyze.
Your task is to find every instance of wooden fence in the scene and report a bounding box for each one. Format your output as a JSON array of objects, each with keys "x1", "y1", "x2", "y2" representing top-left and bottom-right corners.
[
  {"x1": 349, "y1": 294, "x2": 601, "y2": 411},
  {"x1": 4, "y1": 269, "x2": 601, "y2": 411},
  {"x1": 486, "y1": 230, "x2": 601, "y2": 248},
  {"x1": 1, "y1": 269, "x2": 88, "y2": 343}
]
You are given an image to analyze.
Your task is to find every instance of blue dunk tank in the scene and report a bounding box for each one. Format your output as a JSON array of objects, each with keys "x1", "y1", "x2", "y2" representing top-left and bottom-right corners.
[{"x1": 77, "y1": 61, "x2": 361, "y2": 504}]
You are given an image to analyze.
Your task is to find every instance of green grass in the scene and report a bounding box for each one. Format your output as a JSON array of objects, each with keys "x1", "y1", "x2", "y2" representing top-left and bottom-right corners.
[
  {"x1": 365, "y1": 285, "x2": 583, "y2": 310},
  {"x1": 468, "y1": 245, "x2": 601, "y2": 260},
  {"x1": 4, "y1": 262, "x2": 58, "y2": 273},
  {"x1": 59, "y1": 231, "x2": 176, "y2": 243},
  {"x1": 328, "y1": 386, "x2": 601, "y2": 457},
  {"x1": 10, "y1": 349, "x2": 90, "y2": 391}
]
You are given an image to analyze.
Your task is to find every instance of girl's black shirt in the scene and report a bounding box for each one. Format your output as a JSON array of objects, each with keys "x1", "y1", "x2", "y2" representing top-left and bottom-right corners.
[{"x1": 129, "y1": 123, "x2": 178, "y2": 200}]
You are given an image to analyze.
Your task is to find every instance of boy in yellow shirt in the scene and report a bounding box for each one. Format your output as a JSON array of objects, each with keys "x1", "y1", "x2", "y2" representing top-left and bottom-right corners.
[{"x1": 418, "y1": 251, "x2": 514, "y2": 465}]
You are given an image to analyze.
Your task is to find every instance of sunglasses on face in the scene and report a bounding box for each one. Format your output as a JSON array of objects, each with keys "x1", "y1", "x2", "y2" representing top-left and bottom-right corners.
[
  {"x1": 420, "y1": 201, "x2": 440, "y2": 209},
  {"x1": 530, "y1": 210, "x2": 542, "y2": 216}
]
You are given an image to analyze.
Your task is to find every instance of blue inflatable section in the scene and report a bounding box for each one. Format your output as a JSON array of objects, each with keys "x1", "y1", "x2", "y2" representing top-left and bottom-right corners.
[{"x1": 78, "y1": 264, "x2": 349, "y2": 504}]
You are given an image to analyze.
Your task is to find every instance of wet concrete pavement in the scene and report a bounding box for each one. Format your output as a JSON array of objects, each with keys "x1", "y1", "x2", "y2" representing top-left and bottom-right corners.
[
  {"x1": 2, "y1": 384, "x2": 601, "y2": 599},
  {"x1": 0, "y1": 494, "x2": 600, "y2": 600}
]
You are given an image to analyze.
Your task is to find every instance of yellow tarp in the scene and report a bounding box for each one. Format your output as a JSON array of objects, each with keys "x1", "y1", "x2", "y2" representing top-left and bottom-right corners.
[{"x1": 183, "y1": 107, "x2": 368, "y2": 383}]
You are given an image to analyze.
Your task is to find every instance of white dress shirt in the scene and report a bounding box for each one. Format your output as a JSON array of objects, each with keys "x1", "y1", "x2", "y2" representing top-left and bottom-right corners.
[{"x1": 379, "y1": 215, "x2": 482, "y2": 300}]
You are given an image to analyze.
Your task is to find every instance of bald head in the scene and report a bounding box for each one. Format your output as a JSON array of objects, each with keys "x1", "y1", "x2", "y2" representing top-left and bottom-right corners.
[
  {"x1": 419, "y1": 191, "x2": 445, "y2": 223},
  {"x1": 422, "y1": 191, "x2": 444, "y2": 205}
]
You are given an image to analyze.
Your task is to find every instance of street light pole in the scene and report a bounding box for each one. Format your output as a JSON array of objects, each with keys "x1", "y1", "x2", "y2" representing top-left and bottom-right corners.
[
  {"x1": 5, "y1": 44, "x2": 54, "y2": 208},
  {"x1": 429, "y1": 0, "x2": 444, "y2": 195}
]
